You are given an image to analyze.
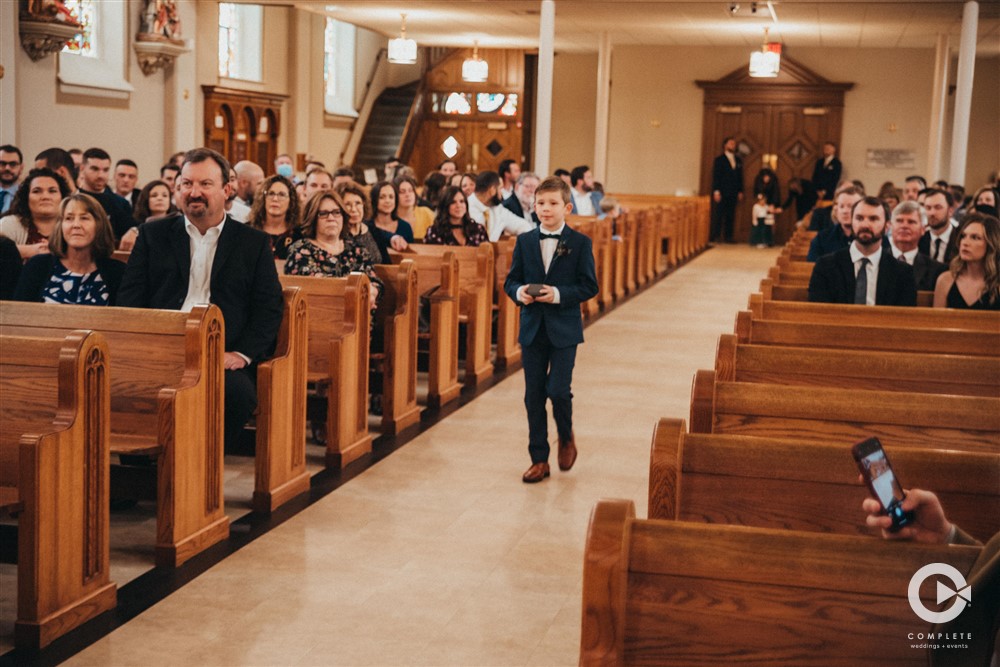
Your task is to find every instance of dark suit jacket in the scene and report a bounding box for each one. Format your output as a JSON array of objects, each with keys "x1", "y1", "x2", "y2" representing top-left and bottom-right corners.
[
  {"x1": 117, "y1": 213, "x2": 284, "y2": 362},
  {"x1": 501, "y1": 194, "x2": 540, "y2": 224},
  {"x1": 811, "y1": 156, "x2": 842, "y2": 198},
  {"x1": 807, "y1": 205, "x2": 833, "y2": 232},
  {"x1": 711, "y1": 153, "x2": 743, "y2": 199},
  {"x1": 806, "y1": 223, "x2": 852, "y2": 261},
  {"x1": 918, "y1": 226, "x2": 960, "y2": 264},
  {"x1": 908, "y1": 253, "x2": 948, "y2": 292},
  {"x1": 81, "y1": 187, "x2": 135, "y2": 241},
  {"x1": 13, "y1": 254, "x2": 127, "y2": 305},
  {"x1": 504, "y1": 226, "x2": 598, "y2": 348},
  {"x1": 808, "y1": 247, "x2": 917, "y2": 306}
]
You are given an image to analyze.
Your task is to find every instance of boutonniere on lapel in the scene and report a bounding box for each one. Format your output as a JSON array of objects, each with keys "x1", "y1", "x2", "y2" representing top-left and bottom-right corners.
[{"x1": 555, "y1": 240, "x2": 571, "y2": 258}]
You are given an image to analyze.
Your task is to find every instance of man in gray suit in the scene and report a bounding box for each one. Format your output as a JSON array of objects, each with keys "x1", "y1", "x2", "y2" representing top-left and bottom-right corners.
[{"x1": 888, "y1": 200, "x2": 947, "y2": 292}]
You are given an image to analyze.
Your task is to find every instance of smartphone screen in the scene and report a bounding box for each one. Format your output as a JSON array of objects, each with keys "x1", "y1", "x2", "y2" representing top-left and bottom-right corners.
[{"x1": 852, "y1": 438, "x2": 913, "y2": 530}]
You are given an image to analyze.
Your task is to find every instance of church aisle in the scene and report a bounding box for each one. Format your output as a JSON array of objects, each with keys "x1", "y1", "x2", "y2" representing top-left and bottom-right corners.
[{"x1": 66, "y1": 245, "x2": 779, "y2": 667}]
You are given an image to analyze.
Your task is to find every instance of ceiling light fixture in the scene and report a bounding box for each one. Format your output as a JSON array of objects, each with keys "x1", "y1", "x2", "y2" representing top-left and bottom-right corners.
[
  {"x1": 749, "y1": 27, "x2": 781, "y2": 78},
  {"x1": 462, "y1": 41, "x2": 488, "y2": 83},
  {"x1": 388, "y1": 13, "x2": 417, "y2": 64}
]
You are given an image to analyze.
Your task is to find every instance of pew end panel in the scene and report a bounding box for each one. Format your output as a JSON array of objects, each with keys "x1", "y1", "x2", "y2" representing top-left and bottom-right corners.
[
  {"x1": 373, "y1": 260, "x2": 422, "y2": 435},
  {"x1": 689, "y1": 369, "x2": 716, "y2": 434},
  {"x1": 252, "y1": 287, "x2": 311, "y2": 513},
  {"x1": 647, "y1": 418, "x2": 684, "y2": 521},
  {"x1": 580, "y1": 498, "x2": 633, "y2": 666},
  {"x1": 491, "y1": 238, "x2": 522, "y2": 370},
  {"x1": 0, "y1": 331, "x2": 117, "y2": 649}
]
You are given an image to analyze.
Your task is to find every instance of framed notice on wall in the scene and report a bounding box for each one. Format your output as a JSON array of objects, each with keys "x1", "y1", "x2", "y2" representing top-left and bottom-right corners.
[{"x1": 865, "y1": 149, "x2": 916, "y2": 169}]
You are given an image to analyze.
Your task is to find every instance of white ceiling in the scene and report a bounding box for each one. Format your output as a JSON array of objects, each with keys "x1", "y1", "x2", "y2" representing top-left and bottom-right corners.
[{"x1": 288, "y1": 1, "x2": 1000, "y2": 54}]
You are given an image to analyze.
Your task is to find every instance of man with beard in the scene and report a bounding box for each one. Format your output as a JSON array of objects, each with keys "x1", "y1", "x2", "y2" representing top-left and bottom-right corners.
[
  {"x1": 888, "y1": 201, "x2": 947, "y2": 292},
  {"x1": 710, "y1": 138, "x2": 743, "y2": 243},
  {"x1": 118, "y1": 147, "x2": 283, "y2": 453},
  {"x1": 918, "y1": 188, "x2": 960, "y2": 264},
  {"x1": 467, "y1": 170, "x2": 534, "y2": 242},
  {"x1": 233, "y1": 160, "x2": 264, "y2": 209},
  {"x1": 808, "y1": 196, "x2": 917, "y2": 306},
  {"x1": 807, "y1": 185, "x2": 862, "y2": 261},
  {"x1": 77, "y1": 147, "x2": 136, "y2": 242},
  {"x1": 0, "y1": 145, "x2": 24, "y2": 214},
  {"x1": 498, "y1": 159, "x2": 521, "y2": 201},
  {"x1": 226, "y1": 167, "x2": 251, "y2": 222},
  {"x1": 569, "y1": 165, "x2": 604, "y2": 218},
  {"x1": 502, "y1": 171, "x2": 541, "y2": 225}
]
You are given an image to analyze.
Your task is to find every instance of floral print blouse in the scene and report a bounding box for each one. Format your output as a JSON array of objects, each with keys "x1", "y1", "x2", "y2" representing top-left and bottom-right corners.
[{"x1": 284, "y1": 237, "x2": 384, "y2": 300}]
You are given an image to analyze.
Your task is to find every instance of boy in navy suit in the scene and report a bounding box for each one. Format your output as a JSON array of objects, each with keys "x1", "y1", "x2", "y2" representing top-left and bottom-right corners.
[{"x1": 504, "y1": 177, "x2": 599, "y2": 483}]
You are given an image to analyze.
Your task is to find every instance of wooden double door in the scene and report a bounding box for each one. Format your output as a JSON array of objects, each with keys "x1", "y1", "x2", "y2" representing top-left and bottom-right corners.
[
  {"x1": 202, "y1": 86, "x2": 288, "y2": 171},
  {"x1": 414, "y1": 119, "x2": 522, "y2": 178},
  {"x1": 698, "y1": 58, "x2": 852, "y2": 244}
]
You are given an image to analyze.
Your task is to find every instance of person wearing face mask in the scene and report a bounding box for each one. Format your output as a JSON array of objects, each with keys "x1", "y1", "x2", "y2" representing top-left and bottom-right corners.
[
  {"x1": 274, "y1": 153, "x2": 296, "y2": 182},
  {"x1": 13, "y1": 193, "x2": 126, "y2": 305},
  {"x1": 467, "y1": 171, "x2": 534, "y2": 242}
]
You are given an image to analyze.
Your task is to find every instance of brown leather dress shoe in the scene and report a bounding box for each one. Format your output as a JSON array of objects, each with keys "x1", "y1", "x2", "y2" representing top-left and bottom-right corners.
[
  {"x1": 557, "y1": 433, "x2": 577, "y2": 471},
  {"x1": 522, "y1": 462, "x2": 550, "y2": 483}
]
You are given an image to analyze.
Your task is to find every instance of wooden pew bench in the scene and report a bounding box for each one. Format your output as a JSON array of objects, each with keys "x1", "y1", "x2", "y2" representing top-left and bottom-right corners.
[
  {"x1": 757, "y1": 277, "x2": 936, "y2": 307},
  {"x1": 581, "y1": 498, "x2": 982, "y2": 666},
  {"x1": 491, "y1": 237, "x2": 522, "y2": 369},
  {"x1": 648, "y1": 418, "x2": 1000, "y2": 542},
  {"x1": 0, "y1": 331, "x2": 117, "y2": 649},
  {"x1": 714, "y1": 333, "x2": 1000, "y2": 396},
  {"x1": 0, "y1": 302, "x2": 230, "y2": 567},
  {"x1": 397, "y1": 244, "x2": 494, "y2": 386},
  {"x1": 371, "y1": 260, "x2": 422, "y2": 435},
  {"x1": 733, "y1": 310, "x2": 1000, "y2": 358},
  {"x1": 688, "y1": 371, "x2": 1000, "y2": 453},
  {"x1": 279, "y1": 273, "x2": 373, "y2": 468}
]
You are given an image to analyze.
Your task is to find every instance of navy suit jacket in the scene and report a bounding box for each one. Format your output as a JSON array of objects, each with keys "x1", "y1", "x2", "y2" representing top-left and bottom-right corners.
[
  {"x1": 117, "y1": 213, "x2": 284, "y2": 362},
  {"x1": 504, "y1": 226, "x2": 598, "y2": 348},
  {"x1": 808, "y1": 247, "x2": 917, "y2": 307},
  {"x1": 909, "y1": 253, "x2": 948, "y2": 292},
  {"x1": 501, "y1": 194, "x2": 540, "y2": 224},
  {"x1": 711, "y1": 154, "x2": 743, "y2": 199},
  {"x1": 811, "y1": 156, "x2": 842, "y2": 197}
]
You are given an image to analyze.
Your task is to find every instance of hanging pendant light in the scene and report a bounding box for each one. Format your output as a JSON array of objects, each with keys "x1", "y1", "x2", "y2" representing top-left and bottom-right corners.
[
  {"x1": 462, "y1": 41, "x2": 488, "y2": 82},
  {"x1": 388, "y1": 13, "x2": 417, "y2": 64},
  {"x1": 749, "y1": 27, "x2": 781, "y2": 78}
]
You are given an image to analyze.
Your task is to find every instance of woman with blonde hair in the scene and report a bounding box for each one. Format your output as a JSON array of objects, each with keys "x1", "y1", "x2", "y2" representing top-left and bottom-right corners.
[
  {"x1": 933, "y1": 212, "x2": 1000, "y2": 310},
  {"x1": 13, "y1": 192, "x2": 126, "y2": 304}
]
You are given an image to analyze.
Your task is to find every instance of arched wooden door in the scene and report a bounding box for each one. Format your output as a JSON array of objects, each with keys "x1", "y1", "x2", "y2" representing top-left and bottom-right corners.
[
  {"x1": 202, "y1": 86, "x2": 288, "y2": 171},
  {"x1": 206, "y1": 103, "x2": 234, "y2": 158},
  {"x1": 697, "y1": 57, "x2": 852, "y2": 244}
]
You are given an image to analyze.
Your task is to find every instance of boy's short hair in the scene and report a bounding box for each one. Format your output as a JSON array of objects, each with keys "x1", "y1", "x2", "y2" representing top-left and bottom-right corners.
[{"x1": 535, "y1": 176, "x2": 572, "y2": 205}]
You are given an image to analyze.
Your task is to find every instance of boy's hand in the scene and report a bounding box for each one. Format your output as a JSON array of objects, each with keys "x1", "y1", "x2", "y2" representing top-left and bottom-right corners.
[
  {"x1": 517, "y1": 287, "x2": 534, "y2": 305},
  {"x1": 533, "y1": 285, "x2": 556, "y2": 303}
]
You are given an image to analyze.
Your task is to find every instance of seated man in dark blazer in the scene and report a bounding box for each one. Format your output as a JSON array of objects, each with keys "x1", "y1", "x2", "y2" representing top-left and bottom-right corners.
[
  {"x1": 807, "y1": 184, "x2": 862, "y2": 261},
  {"x1": 888, "y1": 200, "x2": 947, "y2": 292},
  {"x1": 501, "y1": 171, "x2": 541, "y2": 225},
  {"x1": 808, "y1": 196, "x2": 917, "y2": 306},
  {"x1": 118, "y1": 148, "x2": 284, "y2": 453}
]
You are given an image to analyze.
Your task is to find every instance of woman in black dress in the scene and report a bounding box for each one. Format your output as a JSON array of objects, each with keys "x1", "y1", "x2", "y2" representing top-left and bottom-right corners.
[
  {"x1": 933, "y1": 213, "x2": 1000, "y2": 310},
  {"x1": 423, "y1": 186, "x2": 489, "y2": 247}
]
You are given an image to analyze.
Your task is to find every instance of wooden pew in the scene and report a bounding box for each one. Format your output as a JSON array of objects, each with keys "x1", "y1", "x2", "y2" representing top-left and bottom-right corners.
[
  {"x1": 611, "y1": 234, "x2": 626, "y2": 304},
  {"x1": 398, "y1": 244, "x2": 494, "y2": 386},
  {"x1": 581, "y1": 498, "x2": 982, "y2": 666},
  {"x1": 648, "y1": 418, "x2": 1000, "y2": 543},
  {"x1": 491, "y1": 237, "x2": 522, "y2": 369},
  {"x1": 278, "y1": 273, "x2": 373, "y2": 468},
  {"x1": 567, "y1": 215, "x2": 602, "y2": 318},
  {"x1": 252, "y1": 287, "x2": 311, "y2": 512},
  {"x1": 714, "y1": 333, "x2": 1000, "y2": 396},
  {"x1": 0, "y1": 302, "x2": 230, "y2": 567},
  {"x1": 688, "y1": 371, "x2": 1000, "y2": 453},
  {"x1": 758, "y1": 277, "x2": 936, "y2": 307},
  {"x1": 733, "y1": 310, "x2": 1000, "y2": 358},
  {"x1": 372, "y1": 260, "x2": 422, "y2": 435},
  {"x1": 0, "y1": 331, "x2": 117, "y2": 649},
  {"x1": 747, "y1": 294, "x2": 1000, "y2": 333}
]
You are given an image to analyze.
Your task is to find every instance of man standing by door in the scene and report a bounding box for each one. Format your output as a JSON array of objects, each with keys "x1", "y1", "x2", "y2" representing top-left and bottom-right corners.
[{"x1": 711, "y1": 137, "x2": 743, "y2": 244}]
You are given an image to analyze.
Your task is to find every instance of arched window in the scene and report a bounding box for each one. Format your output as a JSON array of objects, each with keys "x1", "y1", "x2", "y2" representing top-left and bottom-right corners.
[
  {"x1": 58, "y1": 0, "x2": 133, "y2": 97},
  {"x1": 324, "y1": 18, "x2": 357, "y2": 117},
  {"x1": 218, "y1": 2, "x2": 262, "y2": 81},
  {"x1": 63, "y1": 0, "x2": 97, "y2": 57}
]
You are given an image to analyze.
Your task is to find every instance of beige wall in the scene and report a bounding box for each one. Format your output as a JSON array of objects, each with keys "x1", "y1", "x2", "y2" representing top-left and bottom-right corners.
[
  {"x1": 550, "y1": 53, "x2": 598, "y2": 175},
  {"x1": 965, "y1": 56, "x2": 1000, "y2": 189}
]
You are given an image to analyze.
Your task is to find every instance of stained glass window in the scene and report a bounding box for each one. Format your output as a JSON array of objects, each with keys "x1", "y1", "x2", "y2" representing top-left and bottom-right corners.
[
  {"x1": 443, "y1": 93, "x2": 472, "y2": 115},
  {"x1": 323, "y1": 18, "x2": 356, "y2": 116},
  {"x1": 441, "y1": 136, "x2": 460, "y2": 159},
  {"x1": 477, "y1": 94, "x2": 505, "y2": 113},
  {"x1": 218, "y1": 3, "x2": 262, "y2": 81},
  {"x1": 63, "y1": 0, "x2": 96, "y2": 57},
  {"x1": 499, "y1": 94, "x2": 518, "y2": 117},
  {"x1": 324, "y1": 18, "x2": 336, "y2": 97}
]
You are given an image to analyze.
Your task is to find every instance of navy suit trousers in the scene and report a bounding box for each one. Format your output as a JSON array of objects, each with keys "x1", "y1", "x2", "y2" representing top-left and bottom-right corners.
[{"x1": 522, "y1": 319, "x2": 577, "y2": 464}]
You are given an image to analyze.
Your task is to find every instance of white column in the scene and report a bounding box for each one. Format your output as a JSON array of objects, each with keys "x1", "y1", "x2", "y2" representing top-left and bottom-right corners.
[
  {"x1": 926, "y1": 34, "x2": 950, "y2": 180},
  {"x1": 534, "y1": 0, "x2": 555, "y2": 178},
  {"x1": 949, "y1": 0, "x2": 977, "y2": 184},
  {"x1": 593, "y1": 32, "x2": 612, "y2": 184},
  {"x1": 0, "y1": 0, "x2": 18, "y2": 143}
]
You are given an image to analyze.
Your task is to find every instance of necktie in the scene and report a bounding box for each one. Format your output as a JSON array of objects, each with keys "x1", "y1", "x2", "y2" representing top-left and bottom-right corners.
[
  {"x1": 539, "y1": 232, "x2": 560, "y2": 240},
  {"x1": 898, "y1": 253, "x2": 909, "y2": 265},
  {"x1": 854, "y1": 257, "x2": 870, "y2": 305},
  {"x1": 0, "y1": 191, "x2": 7, "y2": 212},
  {"x1": 934, "y1": 238, "x2": 943, "y2": 262}
]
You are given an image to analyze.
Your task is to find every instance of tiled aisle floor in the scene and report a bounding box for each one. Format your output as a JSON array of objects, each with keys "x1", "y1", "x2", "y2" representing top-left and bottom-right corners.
[{"x1": 66, "y1": 245, "x2": 779, "y2": 667}]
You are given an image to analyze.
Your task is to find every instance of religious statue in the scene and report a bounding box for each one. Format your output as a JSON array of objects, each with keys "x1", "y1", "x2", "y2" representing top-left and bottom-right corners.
[
  {"x1": 138, "y1": 0, "x2": 182, "y2": 43},
  {"x1": 24, "y1": 0, "x2": 81, "y2": 26}
]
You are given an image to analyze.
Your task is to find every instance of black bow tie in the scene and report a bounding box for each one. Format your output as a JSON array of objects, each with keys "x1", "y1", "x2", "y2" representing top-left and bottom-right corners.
[{"x1": 540, "y1": 232, "x2": 561, "y2": 240}]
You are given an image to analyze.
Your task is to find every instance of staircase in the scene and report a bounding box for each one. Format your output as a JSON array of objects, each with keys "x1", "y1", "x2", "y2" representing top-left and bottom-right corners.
[{"x1": 354, "y1": 82, "x2": 419, "y2": 172}]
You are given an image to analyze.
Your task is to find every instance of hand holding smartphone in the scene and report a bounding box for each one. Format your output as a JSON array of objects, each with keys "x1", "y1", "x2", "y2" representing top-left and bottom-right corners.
[{"x1": 852, "y1": 437, "x2": 915, "y2": 532}]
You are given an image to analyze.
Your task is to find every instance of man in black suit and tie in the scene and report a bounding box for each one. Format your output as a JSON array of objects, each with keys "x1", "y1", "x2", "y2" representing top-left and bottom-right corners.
[
  {"x1": 918, "y1": 188, "x2": 960, "y2": 264},
  {"x1": 710, "y1": 136, "x2": 743, "y2": 243},
  {"x1": 811, "y1": 141, "x2": 842, "y2": 201},
  {"x1": 118, "y1": 148, "x2": 284, "y2": 453},
  {"x1": 889, "y1": 200, "x2": 947, "y2": 292},
  {"x1": 504, "y1": 177, "x2": 598, "y2": 484},
  {"x1": 501, "y1": 171, "x2": 540, "y2": 225},
  {"x1": 808, "y1": 196, "x2": 917, "y2": 306}
]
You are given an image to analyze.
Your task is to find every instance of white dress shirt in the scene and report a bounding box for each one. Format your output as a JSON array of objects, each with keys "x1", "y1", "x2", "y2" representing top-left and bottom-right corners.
[
  {"x1": 849, "y1": 243, "x2": 881, "y2": 306},
  {"x1": 572, "y1": 189, "x2": 595, "y2": 216},
  {"x1": 516, "y1": 225, "x2": 564, "y2": 305},
  {"x1": 468, "y1": 193, "x2": 535, "y2": 242},
  {"x1": 227, "y1": 199, "x2": 251, "y2": 223},
  {"x1": 927, "y1": 224, "x2": 954, "y2": 263},
  {"x1": 181, "y1": 216, "x2": 225, "y2": 312}
]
